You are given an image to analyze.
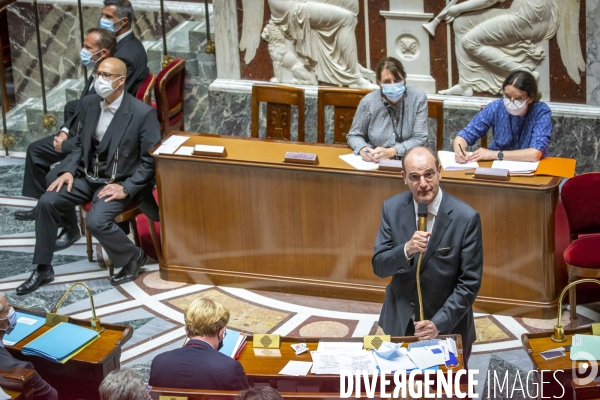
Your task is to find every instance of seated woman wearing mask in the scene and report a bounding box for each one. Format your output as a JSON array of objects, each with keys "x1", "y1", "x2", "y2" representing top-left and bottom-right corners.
[
  {"x1": 453, "y1": 70, "x2": 552, "y2": 163},
  {"x1": 347, "y1": 57, "x2": 428, "y2": 162}
]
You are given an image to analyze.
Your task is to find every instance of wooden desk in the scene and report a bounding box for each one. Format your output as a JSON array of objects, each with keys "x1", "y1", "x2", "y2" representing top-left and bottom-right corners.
[
  {"x1": 522, "y1": 326, "x2": 598, "y2": 400},
  {"x1": 154, "y1": 134, "x2": 561, "y2": 317},
  {"x1": 6, "y1": 307, "x2": 132, "y2": 400},
  {"x1": 0, "y1": 367, "x2": 34, "y2": 400}
]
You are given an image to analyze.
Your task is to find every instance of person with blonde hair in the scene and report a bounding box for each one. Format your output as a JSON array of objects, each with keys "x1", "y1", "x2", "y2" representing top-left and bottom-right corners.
[{"x1": 149, "y1": 298, "x2": 249, "y2": 390}]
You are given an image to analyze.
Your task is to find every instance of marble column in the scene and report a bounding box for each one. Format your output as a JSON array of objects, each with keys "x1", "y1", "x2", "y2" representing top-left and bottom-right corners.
[
  {"x1": 214, "y1": 0, "x2": 241, "y2": 79},
  {"x1": 587, "y1": 0, "x2": 600, "y2": 106}
]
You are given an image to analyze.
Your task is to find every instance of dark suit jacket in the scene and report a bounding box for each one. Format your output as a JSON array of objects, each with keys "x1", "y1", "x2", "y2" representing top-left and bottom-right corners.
[
  {"x1": 61, "y1": 74, "x2": 96, "y2": 154},
  {"x1": 56, "y1": 93, "x2": 161, "y2": 219},
  {"x1": 372, "y1": 190, "x2": 483, "y2": 351},
  {"x1": 148, "y1": 340, "x2": 250, "y2": 391},
  {"x1": 115, "y1": 32, "x2": 149, "y2": 97},
  {"x1": 0, "y1": 347, "x2": 57, "y2": 400}
]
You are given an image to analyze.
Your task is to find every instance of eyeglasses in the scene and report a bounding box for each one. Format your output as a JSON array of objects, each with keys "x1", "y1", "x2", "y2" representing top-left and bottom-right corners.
[
  {"x1": 93, "y1": 71, "x2": 122, "y2": 80},
  {"x1": 407, "y1": 172, "x2": 437, "y2": 183},
  {"x1": 502, "y1": 95, "x2": 527, "y2": 108}
]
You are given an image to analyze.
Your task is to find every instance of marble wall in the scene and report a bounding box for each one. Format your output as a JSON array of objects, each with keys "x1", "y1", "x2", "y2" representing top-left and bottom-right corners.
[
  {"x1": 209, "y1": 80, "x2": 600, "y2": 174},
  {"x1": 587, "y1": 0, "x2": 600, "y2": 106}
]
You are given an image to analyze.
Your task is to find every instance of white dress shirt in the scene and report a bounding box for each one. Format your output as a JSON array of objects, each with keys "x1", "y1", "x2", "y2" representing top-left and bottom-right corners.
[
  {"x1": 116, "y1": 29, "x2": 133, "y2": 43},
  {"x1": 95, "y1": 92, "x2": 124, "y2": 142}
]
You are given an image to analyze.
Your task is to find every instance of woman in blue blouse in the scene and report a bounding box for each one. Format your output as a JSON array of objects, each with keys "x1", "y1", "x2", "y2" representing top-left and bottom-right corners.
[{"x1": 453, "y1": 70, "x2": 552, "y2": 163}]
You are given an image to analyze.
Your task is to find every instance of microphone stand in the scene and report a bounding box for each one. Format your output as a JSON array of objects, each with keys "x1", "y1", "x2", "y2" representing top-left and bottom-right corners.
[{"x1": 416, "y1": 203, "x2": 428, "y2": 321}]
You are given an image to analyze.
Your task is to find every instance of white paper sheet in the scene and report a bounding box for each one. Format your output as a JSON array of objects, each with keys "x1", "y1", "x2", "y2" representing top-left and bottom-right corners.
[
  {"x1": 174, "y1": 146, "x2": 194, "y2": 156},
  {"x1": 339, "y1": 154, "x2": 379, "y2": 171},
  {"x1": 317, "y1": 342, "x2": 364, "y2": 352},
  {"x1": 0, "y1": 387, "x2": 10, "y2": 400},
  {"x1": 406, "y1": 347, "x2": 446, "y2": 370},
  {"x1": 372, "y1": 347, "x2": 418, "y2": 372},
  {"x1": 310, "y1": 350, "x2": 377, "y2": 375},
  {"x1": 194, "y1": 144, "x2": 225, "y2": 153},
  {"x1": 491, "y1": 160, "x2": 539, "y2": 173},
  {"x1": 153, "y1": 135, "x2": 189, "y2": 155},
  {"x1": 437, "y1": 151, "x2": 479, "y2": 170},
  {"x1": 279, "y1": 361, "x2": 313, "y2": 376}
]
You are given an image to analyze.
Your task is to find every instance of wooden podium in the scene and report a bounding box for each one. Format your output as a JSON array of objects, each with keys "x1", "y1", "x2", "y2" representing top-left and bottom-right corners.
[
  {"x1": 6, "y1": 307, "x2": 132, "y2": 400},
  {"x1": 154, "y1": 133, "x2": 564, "y2": 317}
]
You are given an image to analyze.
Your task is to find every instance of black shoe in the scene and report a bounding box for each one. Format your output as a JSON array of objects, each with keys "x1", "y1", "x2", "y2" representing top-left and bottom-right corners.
[
  {"x1": 55, "y1": 227, "x2": 81, "y2": 251},
  {"x1": 16, "y1": 268, "x2": 55, "y2": 295},
  {"x1": 14, "y1": 207, "x2": 36, "y2": 221},
  {"x1": 111, "y1": 249, "x2": 147, "y2": 286}
]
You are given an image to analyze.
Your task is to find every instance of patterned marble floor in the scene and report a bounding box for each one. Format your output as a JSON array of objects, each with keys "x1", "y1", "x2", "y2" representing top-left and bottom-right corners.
[{"x1": 0, "y1": 158, "x2": 598, "y2": 398}]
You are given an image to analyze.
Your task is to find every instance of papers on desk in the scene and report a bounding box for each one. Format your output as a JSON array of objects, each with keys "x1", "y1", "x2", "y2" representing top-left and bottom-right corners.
[
  {"x1": 279, "y1": 361, "x2": 313, "y2": 376},
  {"x1": 437, "y1": 151, "x2": 479, "y2": 170},
  {"x1": 310, "y1": 350, "x2": 378, "y2": 375},
  {"x1": 372, "y1": 347, "x2": 417, "y2": 372},
  {"x1": 174, "y1": 146, "x2": 194, "y2": 156},
  {"x1": 219, "y1": 329, "x2": 247, "y2": 359},
  {"x1": 0, "y1": 387, "x2": 9, "y2": 400},
  {"x1": 339, "y1": 154, "x2": 379, "y2": 171},
  {"x1": 22, "y1": 322, "x2": 98, "y2": 363},
  {"x1": 571, "y1": 334, "x2": 600, "y2": 361},
  {"x1": 153, "y1": 135, "x2": 189, "y2": 155},
  {"x1": 491, "y1": 160, "x2": 539, "y2": 174},
  {"x1": 2, "y1": 312, "x2": 45, "y2": 346}
]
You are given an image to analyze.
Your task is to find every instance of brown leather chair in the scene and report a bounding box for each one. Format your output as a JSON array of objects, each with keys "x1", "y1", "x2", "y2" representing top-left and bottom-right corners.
[
  {"x1": 427, "y1": 99, "x2": 444, "y2": 151},
  {"x1": 251, "y1": 84, "x2": 305, "y2": 142},
  {"x1": 317, "y1": 87, "x2": 372, "y2": 144},
  {"x1": 154, "y1": 58, "x2": 185, "y2": 138}
]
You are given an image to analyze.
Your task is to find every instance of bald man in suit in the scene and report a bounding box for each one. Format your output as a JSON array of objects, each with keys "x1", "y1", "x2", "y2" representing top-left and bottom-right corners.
[{"x1": 373, "y1": 146, "x2": 483, "y2": 364}]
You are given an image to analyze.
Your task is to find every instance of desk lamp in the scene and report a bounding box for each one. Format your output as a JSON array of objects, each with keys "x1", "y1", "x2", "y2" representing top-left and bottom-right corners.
[
  {"x1": 551, "y1": 279, "x2": 600, "y2": 342},
  {"x1": 46, "y1": 282, "x2": 104, "y2": 334}
]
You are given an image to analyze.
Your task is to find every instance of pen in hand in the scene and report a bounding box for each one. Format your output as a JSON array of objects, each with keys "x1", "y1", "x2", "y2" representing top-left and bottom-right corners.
[{"x1": 458, "y1": 143, "x2": 466, "y2": 157}]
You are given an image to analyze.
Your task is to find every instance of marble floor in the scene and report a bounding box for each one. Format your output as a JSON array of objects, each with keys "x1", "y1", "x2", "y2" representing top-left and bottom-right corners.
[{"x1": 0, "y1": 157, "x2": 597, "y2": 398}]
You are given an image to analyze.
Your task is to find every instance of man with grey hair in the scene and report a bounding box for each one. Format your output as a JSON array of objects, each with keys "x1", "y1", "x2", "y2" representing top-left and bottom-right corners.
[
  {"x1": 0, "y1": 292, "x2": 58, "y2": 399},
  {"x1": 99, "y1": 368, "x2": 149, "y2": 400}
]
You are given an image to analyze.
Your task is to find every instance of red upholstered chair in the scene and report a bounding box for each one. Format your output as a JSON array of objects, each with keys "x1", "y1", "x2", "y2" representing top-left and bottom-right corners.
[
  {"x1": 136, "y1": 72, "x2": 155, "y2": 106},
  {"x1": 135, "y1": 188, "x2": 161, "y2": 263},
  {"x1": 154, "y1": 58, "x2": 185, "y2": 138},
  {"x1": 561, "y1": 172, "x2": 600, "y2": 327},
  {"x1": 79, "y1": 199, "x2": 160, "y2": 276}
]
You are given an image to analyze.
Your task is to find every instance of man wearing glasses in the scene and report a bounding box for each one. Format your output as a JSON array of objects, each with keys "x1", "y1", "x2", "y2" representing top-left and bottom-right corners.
[
  {"x1": 0, "y1": 292, "x2": 58, "y2": 399},
  {"x1": 16, "y1": 57, "x2": 161, "y2": 294},
  {"x1": 372, "y1": 146, "x2": 483, "y2": 365}
]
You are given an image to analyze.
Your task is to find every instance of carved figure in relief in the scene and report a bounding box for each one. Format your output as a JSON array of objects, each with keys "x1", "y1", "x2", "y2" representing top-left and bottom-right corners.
[
  {"x1": 261, "y1": 21, "x2": 317, "y2": 85},
  {"x1": 398, "y1": 37, "x2": 418, "y2": 58},
  {"x1": 424, "y1": 0, "x2": 585, "y2": 96},
  {"x1": 240, "y1": 0, "x2": 377, "y2": 88}
]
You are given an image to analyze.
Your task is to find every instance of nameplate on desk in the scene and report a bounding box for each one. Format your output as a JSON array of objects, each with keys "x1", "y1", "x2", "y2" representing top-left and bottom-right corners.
[
  {"x1": 378, "y1": 159, "x2": 403, "y2": 173},
  {"x1": 192, "y1": 144, "x2": 227, "y2": 158},
  {"x1": 363, "y1": 335, "x2": 391, "y2": 350},
  {"x1": 159, "y1": 397, "x2": 187, "y2": 400},
  {"x1": 283, "y1": 152, "x2": 319, "y2": 165},
  {"x1": 473, "y1": 167, "x2": 510, "y2": 181},
  {"x1": 253, "y1": 334, "x2": 280, "y2": 349},
  {"x1": 592, "y1": 323, "x2": 600, "y2": 336}
]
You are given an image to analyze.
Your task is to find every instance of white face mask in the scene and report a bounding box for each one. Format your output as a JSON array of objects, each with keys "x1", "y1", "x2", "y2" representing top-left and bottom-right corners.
[
  {"x1": 94, "y1": 75, "x2": 122, "y2": 99},
  {"x1": 503, "y1": 97, "x2": 528, "y2": 116}
]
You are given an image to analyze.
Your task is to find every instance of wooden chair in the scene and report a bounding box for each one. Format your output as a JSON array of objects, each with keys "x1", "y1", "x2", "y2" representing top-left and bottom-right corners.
[
  {"x1": 316, "y1": 87, "x2": 372, "y2": 144},
  {"x1": 251, "y1": 84, "x2": 305, "y2": 142},
  {"x1": 0, "y1": 367, "x2": 35, "y2": 399},
  {"x1": 79, "y1": 199, "x2": 161, "y2": 276},
  {"x1": 427, "y1": 99, "x2": 444, "y2": 151},
  {"x1": 155, "y1": 58, "x2": 185, "y2": 138},
  {"x1": 573, "y1": 378, "x2": 600, "y2": 400},
  {"x1": 560, "y1": 172, "x2": 600, "y2": 327},
  {"x1": 136, "y1": 72, "x2": 155, "y2": 106}
]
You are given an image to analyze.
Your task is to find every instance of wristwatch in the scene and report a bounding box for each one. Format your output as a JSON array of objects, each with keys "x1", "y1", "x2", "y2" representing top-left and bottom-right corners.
[{"x1": 498, "y1": 150, "x2": 504, "y2": 161}]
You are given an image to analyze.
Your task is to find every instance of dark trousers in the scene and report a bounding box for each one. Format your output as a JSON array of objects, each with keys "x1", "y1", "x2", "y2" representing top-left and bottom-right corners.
[
  {"x1": 22, "y1": 135, "x2": 67, "y2": 199},
  {"x1": 34, "y1": 177, "x2": 137, "y2": 269}
]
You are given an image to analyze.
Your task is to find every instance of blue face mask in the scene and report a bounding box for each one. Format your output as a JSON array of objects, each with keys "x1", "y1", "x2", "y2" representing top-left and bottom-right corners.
[
  {"x1": 0, "y1": 307, "x2": 17, "y2": 336},
  {"x1": 99, "y1": 17, "x2": 123, "y2": 33},
  {"x1": 381, "y1": 81, "x2": 406, "y2": 102},
  {"x1": 80, "y1": 48, "x2": 102, "y2": 68}
]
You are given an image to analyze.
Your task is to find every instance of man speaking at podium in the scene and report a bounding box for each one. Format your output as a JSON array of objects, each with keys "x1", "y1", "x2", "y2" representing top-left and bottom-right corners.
[{"x1": 372, "y1": 147, "x2": 483, "y2": 363}]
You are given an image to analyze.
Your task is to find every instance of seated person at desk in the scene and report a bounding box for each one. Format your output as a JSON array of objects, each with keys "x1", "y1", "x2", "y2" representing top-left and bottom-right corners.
[
  {"x1": 239, "y1": 387, "x2": 283, "y2": 400},
  {"x1": 372, "y1": 147, "x2": 483, "y2": 364},
  {"x1": 347, "y1": 57, "x2": 428, "y2": 162},
  {"x1": 99, "y1": 368, "x2": 148, "y2": 400},
  {"x1": 15, "y1": 57, "x2": 161, "y2": 295},
  {"x1": 0, "y1": 292, "x2": 58, "y2": 400},
  {"x1": 149, "y1": 298, "x2": 250, "y2": 391},
  {"x1": 453, "y1": 70, "x2": 552, "y2": 163}
]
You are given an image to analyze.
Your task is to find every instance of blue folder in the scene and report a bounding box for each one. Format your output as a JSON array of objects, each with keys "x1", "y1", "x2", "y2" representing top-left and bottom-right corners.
[
  {"x1": 3, "y1": 312, "x2": 45, "y2": 346},
  {"x1": 218, "y1": 329, "x2": 243, "y2": 358},
  {"x1": 22, "y1": 322, "x2": 99, "y2": 363}
]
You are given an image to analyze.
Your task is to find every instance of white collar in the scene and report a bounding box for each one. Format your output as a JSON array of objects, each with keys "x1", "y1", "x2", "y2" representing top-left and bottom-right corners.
[
  {"x1": 116, "y1": 29, "x2": 133, "y2": 43},
  {"x1": 100, "y1": 91, "x2": 124, "y2": 113},
  {"x1": 413, "y1": 188, "x2": 443, "y2": 217}
]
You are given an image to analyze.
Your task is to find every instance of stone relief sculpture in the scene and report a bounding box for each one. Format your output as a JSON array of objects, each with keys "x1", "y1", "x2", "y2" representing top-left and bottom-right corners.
[
  {"x1": 424, "y1": 0, "x2": 585, "y2": 96},
  {"x1": 240, "y1": 0, "x2": 377, "y2": 88}
]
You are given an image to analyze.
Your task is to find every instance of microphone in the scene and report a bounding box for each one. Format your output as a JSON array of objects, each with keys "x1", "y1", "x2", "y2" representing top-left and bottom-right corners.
[{"x1": 416, "y1": 202, "x2": 428, "y2": 322}]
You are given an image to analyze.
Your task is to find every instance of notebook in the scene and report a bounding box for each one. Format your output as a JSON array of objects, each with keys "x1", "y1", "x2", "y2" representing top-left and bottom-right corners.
[
  {"x1": 2, "y1": 312, "x2": 45, "y2": 346},
  {"x1": 22, "y1": 322, "x2": 99, "y2": 363}
]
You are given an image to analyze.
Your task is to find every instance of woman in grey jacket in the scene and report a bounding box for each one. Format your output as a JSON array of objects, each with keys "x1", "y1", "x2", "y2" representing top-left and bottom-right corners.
[{"x1": 347, "y1": 57, "x2": 428, "y2": 162}]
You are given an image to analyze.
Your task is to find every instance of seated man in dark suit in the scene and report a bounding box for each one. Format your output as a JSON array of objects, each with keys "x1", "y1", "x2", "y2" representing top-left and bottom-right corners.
[
  {"x1": 149, "y1": 298, "x2": 250, "y2": 391},
  {"x1": 14, "y1": 28, "x2": 116, "y2": 229},
  {"x1": 16, "y1": 57, "x2": 161, "y2": 294},
  {"x1": 373, "y1": 146, "x2": 483, "y2": 365},
  {"x1": 0, "y1": 292, "x2": 58, "y2": 400}
]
